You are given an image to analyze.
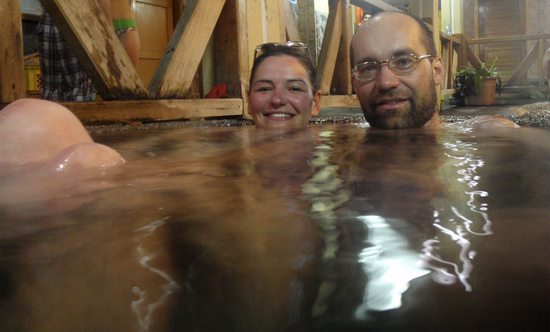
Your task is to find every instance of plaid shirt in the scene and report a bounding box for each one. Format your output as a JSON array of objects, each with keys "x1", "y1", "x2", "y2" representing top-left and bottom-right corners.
[{"x1": 36, "y1": 12, "x2": 97, "y2": 102}]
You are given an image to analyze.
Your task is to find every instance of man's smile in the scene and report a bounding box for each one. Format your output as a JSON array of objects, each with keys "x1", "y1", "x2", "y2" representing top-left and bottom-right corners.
[{"x1": 375, "y1": 98, "x2": 409, "y2": 111}]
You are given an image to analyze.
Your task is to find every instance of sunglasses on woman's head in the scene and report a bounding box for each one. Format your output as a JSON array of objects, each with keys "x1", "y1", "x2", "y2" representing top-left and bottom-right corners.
[{"x1": 253, "y1": 41, "x2": 309, "y2": 59}]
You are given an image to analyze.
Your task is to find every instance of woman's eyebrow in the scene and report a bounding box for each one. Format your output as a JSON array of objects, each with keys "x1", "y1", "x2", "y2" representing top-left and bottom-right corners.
[
  {"x1": 287, "y1": 79, "x2": 307, "y2": 84},
  {"x1": 252, "y1": 79, "x2": 274, "y2": 85}
]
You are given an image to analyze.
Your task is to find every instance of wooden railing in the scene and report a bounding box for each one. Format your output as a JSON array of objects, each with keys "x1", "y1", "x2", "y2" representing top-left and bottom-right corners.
[
  {"x1": 440, "y1": 32, "x2": 550, "y2": 96},
  {"x1": 468, "y1": 34, "x2": 550, "y2": 87}
]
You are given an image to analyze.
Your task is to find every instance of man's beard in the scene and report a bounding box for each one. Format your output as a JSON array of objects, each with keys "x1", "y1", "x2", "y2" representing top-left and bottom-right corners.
[{"x1": 363, "y1": 81, "x2": 438, "y2": 129}]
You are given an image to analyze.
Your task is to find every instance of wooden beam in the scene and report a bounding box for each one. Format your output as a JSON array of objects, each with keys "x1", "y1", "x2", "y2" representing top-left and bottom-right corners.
[
  {"x1": 538, "y1": 39, "x2": 546, "y2": 86},
  {"x1": 342, "y1": 1, "x2": 353, "y2": 95},
  {"x1": 317, "y1": 0, "x2": 343, "y2": 95},
  {"x1": 214, "y1": 1, "x2": 240, "y2": 88},
  {"x1": 244, "y1": 0, "x2": 264, "y2": 65},
  {"x1": 456, "y1": 33, "x2": 469, "y2": 68},
  {"x1": 65, "y1": 98, "x2": 243, "y2": 124},
  {"x1": 506, "y1": 42, "x2": 540, "y2": 86},
  {"x1": 148, "y1": 0, "x2": 226, "y2": 98},
  {"x1": 432, "y1": 0, "x2": 441, "y2": 112},
  {"x1": 320, "y1": 94, "x2": 359, "y2": 108},
  {"x1": 468, "y1": 34, "x2": 550, "y2": 44},
  {"x1": 283, "y1": 0, "x2": 301, "y2": 41},
  {"x1": 40, "y1": 0, "x2": 148, "y2": 100},
  {"x1": 331, "y1": 0, "x2": 353, "y2": 95},
  {"x1": 235, "y1": 0, "x2": 250, "y2": 99},
  {"x1": 350, "y1": 0, "x2": 400, "y2": 12},
  {"x1": 297, "y1": 0, "x2": 317, "y2": 64},
  {"x1": 0, "y1": 0, "x2": 26, "y2": 103},
  {"x1": 265, "y1": 0, "x2": 285, "y2": 42},
  {"x1": 466, "y1": 45, "x2": 483, "y2": 71},
  {"x1": 241, "y1": 0, "x2": 265, "y2": 120}
]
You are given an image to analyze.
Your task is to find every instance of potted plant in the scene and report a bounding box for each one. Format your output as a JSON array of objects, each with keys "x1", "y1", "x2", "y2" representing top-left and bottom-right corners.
[{"x1": 453, "y1": 57, "x2": 501, "y2": 106}]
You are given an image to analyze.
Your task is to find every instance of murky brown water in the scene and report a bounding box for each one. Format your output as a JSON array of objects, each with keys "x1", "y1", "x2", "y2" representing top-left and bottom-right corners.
[{"x1": 1, "y1": 124, "x2": 549, "y2": 331}]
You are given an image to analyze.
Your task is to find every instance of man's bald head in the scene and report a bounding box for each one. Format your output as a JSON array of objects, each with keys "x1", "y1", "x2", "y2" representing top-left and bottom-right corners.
[{"x1": 351, "y1": 11, "x2": 437, "y2": 67}]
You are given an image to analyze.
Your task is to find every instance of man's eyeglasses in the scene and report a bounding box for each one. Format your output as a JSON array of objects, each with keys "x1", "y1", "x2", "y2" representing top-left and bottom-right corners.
[
  {"x1": 254, "y1": 41, "x2": 309, "y2": 59},
  {"x1": 352, "y1": 54, "x2": 434, "y2": 82}
]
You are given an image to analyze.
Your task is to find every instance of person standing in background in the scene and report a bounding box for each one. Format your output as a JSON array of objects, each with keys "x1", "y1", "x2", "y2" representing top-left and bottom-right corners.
[{"x1": 37, "y1": 0, "x2": 140, "y2": 102}]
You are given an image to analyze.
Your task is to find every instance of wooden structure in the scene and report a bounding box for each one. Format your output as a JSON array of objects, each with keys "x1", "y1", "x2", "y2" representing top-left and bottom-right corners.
[
  {"x1": 3, "y1": 0, "x2": 546, "y2": 124},
  {"x1": 3, "y1": 0, "x2": 374, "y2": 123}
]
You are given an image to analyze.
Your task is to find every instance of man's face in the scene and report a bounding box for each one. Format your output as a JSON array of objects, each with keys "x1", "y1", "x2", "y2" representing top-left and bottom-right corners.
[
  {"x1": 248, "y1": 55, "x2": 320, "y2": 129},
  {"x1": 351, "y1": 14, "x2": 444, "y2": 129}
]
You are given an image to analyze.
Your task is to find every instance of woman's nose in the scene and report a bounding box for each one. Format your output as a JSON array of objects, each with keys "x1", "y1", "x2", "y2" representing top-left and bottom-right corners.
[{"x1": 269, "y1": 87, "x2": 288, "y2": 105}]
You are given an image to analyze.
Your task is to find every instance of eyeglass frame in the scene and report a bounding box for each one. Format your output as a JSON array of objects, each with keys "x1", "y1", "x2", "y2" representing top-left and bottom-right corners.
[{"x1": 351, "y1": 53, "x2": 435, "y2": 82}]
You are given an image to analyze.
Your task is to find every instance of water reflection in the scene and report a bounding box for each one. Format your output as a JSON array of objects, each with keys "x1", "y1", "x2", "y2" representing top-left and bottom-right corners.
[
  {"x1": 132, "y1": 216, "x2": 179, "y2": 331},
  {"x1": 303, "y1": 128, "x2": 445, "y2": 325},
  {"x1": 421, "y1": 138, "x2": 494, "y2": 292},
  {"x1": 355, "y1": 215, "x2": 430, "y2": 315},
  {"x1": 0, "y1": 125, "x2": 549, "y2": 331}
]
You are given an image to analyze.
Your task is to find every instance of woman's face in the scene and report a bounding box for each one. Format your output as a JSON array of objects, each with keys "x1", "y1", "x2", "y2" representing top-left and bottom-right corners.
[{"x1": 248, "y1": 55, "x2": 320, "y2": 129}]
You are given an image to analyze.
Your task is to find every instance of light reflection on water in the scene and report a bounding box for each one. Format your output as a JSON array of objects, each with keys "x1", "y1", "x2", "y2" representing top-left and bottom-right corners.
[
  {"x1": 421, "y1": 139, "x2": 493, "y2": 292},
  {"x1": 132, "y1": 216, "x2": 179, "y2": 332},
  {"x1": 0, "y1": 124, "x2": 549, "y2": 331}
]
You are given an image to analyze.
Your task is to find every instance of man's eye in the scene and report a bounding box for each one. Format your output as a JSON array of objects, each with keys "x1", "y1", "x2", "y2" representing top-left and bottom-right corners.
[
  {"x1": 358, "y1": 63, "x2": 378, "y2": 74},
  {"x1": 393, "y1": 57, "x2": 414, "y2": 68}
]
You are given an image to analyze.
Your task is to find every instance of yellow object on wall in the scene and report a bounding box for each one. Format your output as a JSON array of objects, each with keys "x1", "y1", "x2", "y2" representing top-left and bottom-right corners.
[{"x1": 24, "y1": 65, "x2": 41, "y2": 93}]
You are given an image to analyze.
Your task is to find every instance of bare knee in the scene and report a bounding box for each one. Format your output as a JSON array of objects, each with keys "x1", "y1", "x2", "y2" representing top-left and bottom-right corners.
[
  {"x1": 48, "y1": 142, "x2": 126, "y2": 175},
  {"x1": 0, "y1": 98, "x2": 93, "y2": 165}
]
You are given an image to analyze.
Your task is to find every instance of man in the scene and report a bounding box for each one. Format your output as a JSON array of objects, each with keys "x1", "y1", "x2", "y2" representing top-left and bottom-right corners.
[{"x1": 350, "y1": 11, "x2": 516, "y2": 129}]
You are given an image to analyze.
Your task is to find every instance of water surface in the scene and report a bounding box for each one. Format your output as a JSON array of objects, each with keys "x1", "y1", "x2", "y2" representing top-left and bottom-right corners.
[{"x1": 1, "y1": 124, "x2": 548, "y2": 331}]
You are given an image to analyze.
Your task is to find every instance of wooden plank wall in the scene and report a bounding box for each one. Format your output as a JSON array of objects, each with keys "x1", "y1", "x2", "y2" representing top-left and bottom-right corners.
[
  {"x1": 0, "y1": 1, "x2": 25, "y2": 102},
  {"x1": 1, "y1": 0, "x2": 444, "y2": 122}
]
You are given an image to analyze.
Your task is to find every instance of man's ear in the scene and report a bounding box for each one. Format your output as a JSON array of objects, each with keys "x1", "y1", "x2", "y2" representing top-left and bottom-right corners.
[
  {"x1": 432, "y1": 56, "x2": 445, "y2": 85},
  {"x1": 311, "y1": 91, "x2": 322, "y2": 116}
]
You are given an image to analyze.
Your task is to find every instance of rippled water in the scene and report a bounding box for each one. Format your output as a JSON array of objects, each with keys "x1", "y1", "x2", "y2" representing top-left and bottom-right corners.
[{"x1": 1, "y1": 124, "x2": 549, "y2": 331}]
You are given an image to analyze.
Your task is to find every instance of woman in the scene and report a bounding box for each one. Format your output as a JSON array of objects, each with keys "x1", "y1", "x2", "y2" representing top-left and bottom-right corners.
[{"x1": 248, "y1": 41, "x2": 321, "y2": 129}]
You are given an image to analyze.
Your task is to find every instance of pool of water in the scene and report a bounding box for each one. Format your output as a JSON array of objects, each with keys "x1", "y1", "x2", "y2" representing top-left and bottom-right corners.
[{"x1": 1, "y1": 123, "x2": 549, "y2": 331}]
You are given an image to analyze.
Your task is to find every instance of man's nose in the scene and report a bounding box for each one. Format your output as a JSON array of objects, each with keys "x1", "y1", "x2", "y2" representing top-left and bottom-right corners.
[{"x1": 374, "y1": 64, "x2": 400, "y2": 90}]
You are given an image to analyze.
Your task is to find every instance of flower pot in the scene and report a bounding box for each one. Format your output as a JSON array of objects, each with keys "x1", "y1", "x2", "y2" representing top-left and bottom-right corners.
[{"x1": 465, "y1": 77, "x2": 497, "y2": 106}]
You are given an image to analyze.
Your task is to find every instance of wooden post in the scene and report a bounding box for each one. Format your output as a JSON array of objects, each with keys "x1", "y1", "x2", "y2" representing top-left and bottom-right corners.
[
  {"x1": 236, "y1": 0, "x2": 250, "y2": 116},
  {"x1": 214, "y1": 0, "x2": 240, "y2": 90},
  {"x1": 0, "y1": 0, "x2": 25, "y2": 103},
  {"x1": 282, "y1": 0, "x2": 300, "y2": 41},
  {"x1": 148, "y1": 0, "x2": 226, "y2": 98},
  {"x1": 265, "y1": 0, "x2": 285, "y2": 42},
  {"x1": 432, "y1": 0, "x2": 441, "y2": 111},
  {"x1": 297, "y1": 0, "x2": 317, "y2": 64},
  {"x1": 457, "y1": 33, "x2": 469, "y2": 68},
  {"x1": 538, "y1": 38, "x2": 545, "y2": 86},
  {"x1": 317, "y1": 0, "x2": 343, "y2": 95},
  {"x1": 40, "y1": 0, "x2": 149, "y2": 100},
  {"x1": 331, "y1": 0, "x2": 353, "y2": 95}
]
